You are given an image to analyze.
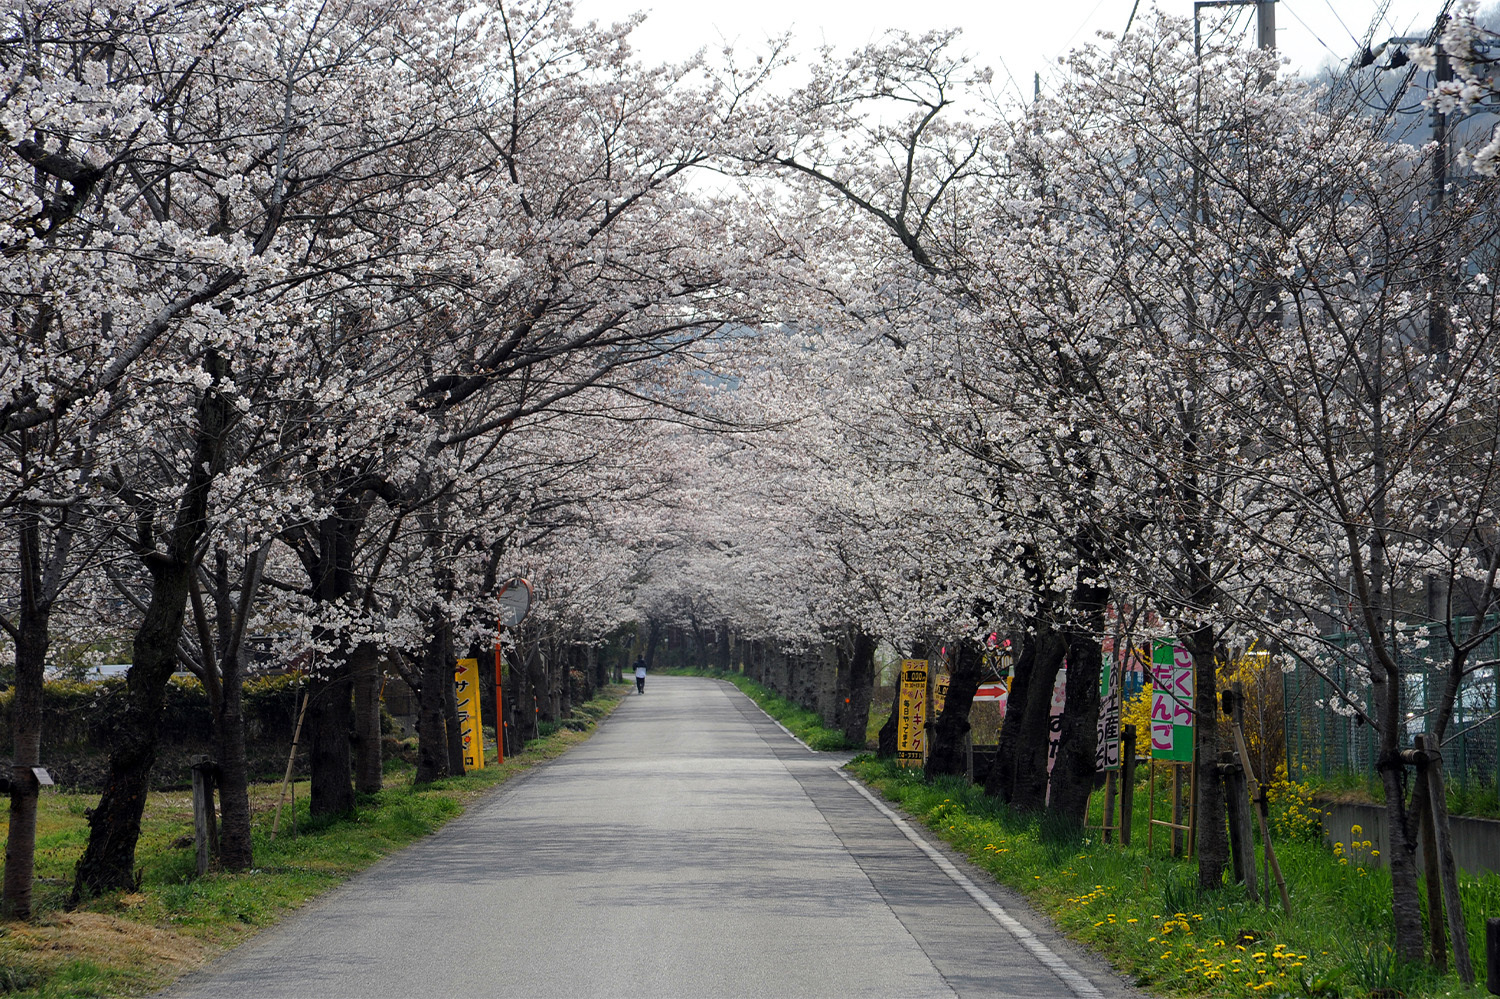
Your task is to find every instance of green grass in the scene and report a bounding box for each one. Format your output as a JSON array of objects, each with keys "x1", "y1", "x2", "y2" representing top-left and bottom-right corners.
[
  {"x1": 660, "y1": 667, "x2": 859, "y2": 750},
  {"x1": 848, "y1": 755, "x2": 1495, "y2": 999},
  {"x1": 0, "y1": 684, "x2": 631, "y2": 998}
]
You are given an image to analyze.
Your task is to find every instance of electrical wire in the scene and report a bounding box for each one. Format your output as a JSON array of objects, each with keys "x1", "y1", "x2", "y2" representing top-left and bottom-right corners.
[
  {"x1": 1322, "y1": 0, "x2": 1363, "y2": 50},
  {"x1": 1056, "y1": 0, "x2": 1113, "y2": 55},
  {"x1": 1380, "y1": 0, "x2": 1456, "y2": 130},
  {"x1": 1278, "y1": 0, "x2": 1341, "y2": 65}
]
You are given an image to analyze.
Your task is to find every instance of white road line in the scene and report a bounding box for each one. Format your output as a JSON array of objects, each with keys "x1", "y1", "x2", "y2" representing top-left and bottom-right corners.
[{"x1": 837, "y1": 769, "x2": 1106, "y2": 999}]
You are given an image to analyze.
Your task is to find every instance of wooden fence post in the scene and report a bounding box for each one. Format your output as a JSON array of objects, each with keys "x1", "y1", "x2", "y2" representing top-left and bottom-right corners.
[
  {"x1": 190, "y1": 755, "x2": 217, "y2": 877},
  {"x1": 1121, "y1": 725, "x2": 1136, "y2": 847},
  {"x1": 1485, "y1": 917, "x2": 1499, "y2": 995}
]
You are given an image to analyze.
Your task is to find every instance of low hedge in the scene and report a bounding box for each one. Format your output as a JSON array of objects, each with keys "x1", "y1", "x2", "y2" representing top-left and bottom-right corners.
[{"x1": 0, "y1": 674, "x2": 307, "y2": 791}]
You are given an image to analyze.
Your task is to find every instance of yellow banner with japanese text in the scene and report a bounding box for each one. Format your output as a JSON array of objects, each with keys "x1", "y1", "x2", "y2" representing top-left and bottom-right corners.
[
  {"x1": 896, "y1": 659, "x2": 928, "y2": 767},
  {"x1": 455, "y1": 657, "x2": 485, "y2": 770}
]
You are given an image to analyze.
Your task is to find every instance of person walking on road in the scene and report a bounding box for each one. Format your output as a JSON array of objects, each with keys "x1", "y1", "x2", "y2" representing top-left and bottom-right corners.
[{"x1": 634, "y1": 656, "x2": 647, "y2": 694}]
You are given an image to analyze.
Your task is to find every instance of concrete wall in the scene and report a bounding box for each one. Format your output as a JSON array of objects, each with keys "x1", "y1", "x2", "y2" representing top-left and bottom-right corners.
[{"x1": 1318, "y1": 799, "x2": 1500, "y2": 876}]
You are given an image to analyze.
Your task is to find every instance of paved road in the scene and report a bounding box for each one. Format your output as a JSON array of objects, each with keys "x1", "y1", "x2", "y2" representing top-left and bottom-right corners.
[{"x1": 164, "y1": 677, "x2": 1144, "y2": 998}]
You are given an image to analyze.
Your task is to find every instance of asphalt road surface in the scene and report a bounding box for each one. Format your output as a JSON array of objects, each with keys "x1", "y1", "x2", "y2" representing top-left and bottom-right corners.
[{"x1": 164, "y1": 676, "x2": 1146, "y2": 999}]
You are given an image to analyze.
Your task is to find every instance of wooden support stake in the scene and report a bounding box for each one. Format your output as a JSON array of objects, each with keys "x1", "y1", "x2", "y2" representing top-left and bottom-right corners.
[
  {"x1": 190, "y1": 755, "x2": 215, "y2": 877},
  {"x1": 1225, "y1": 701, "x2": 1290, "y2": 915},
  {"x1": 1172, "y1": 762, "x2": 1184, "y2": 856},
  {"x1": 1414, "y1": 759, "x2": 1449, "y2": 970},
  {"x1": 1121, "y1": 725, "x2": 1136, "y2": 847},
  {"x1": 1418, "y1": 735, "x2": 1474, "y2": 984},
  {"x1": 272, "y1": 687, "x2": 310, "y2": 840},
  {"x1": 1219, "y1": 751, "x2": 1258, "y2": 902},
  {"x1": 1147, "y1": 756, "x2": 1156, "y2": 854},
  {"x1": 1103, "y1": 770, "x2": 1117, "y2": 844}
]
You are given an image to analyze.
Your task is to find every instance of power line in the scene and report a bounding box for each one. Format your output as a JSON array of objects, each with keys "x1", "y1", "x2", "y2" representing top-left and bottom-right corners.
[
  {"x1": 1322, "y1": 0, "x2": 1363, "y2": 49},
  {"x1": 1056, "y1": 0, "x2": 1113, "y2": 55},
  {"x1": 1278, "y1": 0, "x2": 1340, "y2": 64}
]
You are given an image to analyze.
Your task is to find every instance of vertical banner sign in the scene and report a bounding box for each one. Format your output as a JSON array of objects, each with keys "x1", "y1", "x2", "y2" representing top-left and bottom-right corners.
[
  {"x1": 896, "y1": 659, "x2": 928, "y2": 767},
  {"x1": 933, "y1": 672, "x2": 950, "y2": 715},
  {"x1": 454, "y1": 658, "x2": 485, "y2": 770},
  {"x1": 1150, "y1": 641, "x2": 1194, "y2": 761},
  {"x1": 1046, "y1": 667, "x2": 1068, "y2": 775},
  {"x1": 1096, "y1": 647, "x2": 1123, "y2": 772}
]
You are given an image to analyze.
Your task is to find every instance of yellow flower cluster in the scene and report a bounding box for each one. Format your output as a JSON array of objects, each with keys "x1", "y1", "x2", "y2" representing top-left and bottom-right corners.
[
  {"x1": 1067, "y1": 884, "x2": 1110, "y2": 906},
  {"x1": 1333, "y1": 826, "x2": 1379, "y2": 874},
  {"x1": 1265, "y1": 764, "x2": 1323, "y2": 840},
  {"x1": 1156, "y1": 923, "x2": 1311, "y2": 988}
]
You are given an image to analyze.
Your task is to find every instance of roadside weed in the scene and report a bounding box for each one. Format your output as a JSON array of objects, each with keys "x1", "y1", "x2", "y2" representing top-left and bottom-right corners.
[{"x1": 849, "y1": 756, "x2": 1495, "y2": 999}]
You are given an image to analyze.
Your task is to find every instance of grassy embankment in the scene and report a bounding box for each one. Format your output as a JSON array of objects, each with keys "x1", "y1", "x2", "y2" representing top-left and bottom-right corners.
[
  {"x1": 0, "y1": 684, "x2": 631, "y2": 998},
  {"x1": 688, "y1": 668, "x2": 1495, "y2": 997},
  {"x1": 850, "y1": 755, "x2": 1500, "y2": 999}
]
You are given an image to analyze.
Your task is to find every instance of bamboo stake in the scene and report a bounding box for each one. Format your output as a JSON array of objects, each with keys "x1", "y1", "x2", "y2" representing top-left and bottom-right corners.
[
  {"x1": 271, "y1": 686, "x2": 310, "y2": 840},
  {"x1": 1229, "y1": 711, "x2": 1291, "y2": 914}
]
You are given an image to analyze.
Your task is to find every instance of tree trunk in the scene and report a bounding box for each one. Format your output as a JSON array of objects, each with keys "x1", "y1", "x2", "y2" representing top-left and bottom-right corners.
[
  {"x1": 416, "y1": 612, "x2": 452, "y2": 784},
  {"x1": 72, "y1": 351, "x2": 232, "y2": 901},
  {"x1": 927, "y1": 639, "x2": 984, "y2": 778},
  {"x1": 443, "y1": 653, "x2": 466, "y2": 776},
  {"x1": 1186, "y1": 624, "x2": 1228, "y2": 891},
  {"x1": 876, "y1": 689, "x2": 902, "y2": 758},
  {"x1": 644, "y1": 619, "x2": 662, "y2": 670},
  {"x1": 306, "y1": 665, "x2": 356, "y2": 815},
  {"x1": 716, "y1": 624, "x2": 733, "y2": 672},
  {"x1": 1004, "y1": 628, "x2": 1067, "y2": 811},
  {"x1": 987, "y1": 629, "x2": 1038, "y2": 802},
  {"x1": 1051, "y1": 582, "x2": 1107, "y2": 825},
  {"x1": 72, "y1": 563, "x2": 200, "y2": 897},
  {"x1": 213, "y1": 631, "x2": 253, "y2": 870},
  {"x1": 4, "y1": 550, "x2": 48, "y2": 919},
  {"x1": 589, "y1": 644, "x2": 606, "y2": 694},
  {"x1": 351, "y1": 642, "x2": 384, "y2": 795},
  {"x1": 841, "y1": 628, "x2": 877, "y2": 748},
  {"x1": 1381, "y1": 752, "x2": 1426, "y2": 962}
]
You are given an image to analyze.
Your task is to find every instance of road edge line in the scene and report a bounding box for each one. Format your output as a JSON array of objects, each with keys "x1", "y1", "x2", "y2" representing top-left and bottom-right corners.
[
  {"x1": 836, "y1": 768, "x2": 1105, "y2": 999},
  {"x1": 720, "y1": 679, "x2": 815, "y2": 752}
]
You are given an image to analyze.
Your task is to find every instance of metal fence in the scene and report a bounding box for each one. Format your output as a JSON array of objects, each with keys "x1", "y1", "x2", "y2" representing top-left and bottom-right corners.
[{"x1": 1282, "y1": 617, "x2": 1500, "y2": 802}]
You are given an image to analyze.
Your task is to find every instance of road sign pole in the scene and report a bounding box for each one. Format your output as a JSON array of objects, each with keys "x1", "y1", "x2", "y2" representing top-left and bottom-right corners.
[{"x1": 495, "y1": 628, "x2": 506, "y2": 765}]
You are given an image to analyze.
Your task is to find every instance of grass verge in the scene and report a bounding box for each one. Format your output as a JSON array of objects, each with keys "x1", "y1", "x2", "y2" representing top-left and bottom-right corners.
[
  {"x1": 848, "y1": 755, "x2": 1495, "y2": 999},
  {"x1": 660, "y1": 668, "x2": 859, "y2": 750},
  {"x1": 0, "y1": 684, "x2": 631, "y2": 999}
]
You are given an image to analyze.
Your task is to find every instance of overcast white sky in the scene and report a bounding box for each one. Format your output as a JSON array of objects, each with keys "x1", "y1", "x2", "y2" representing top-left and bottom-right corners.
[{"x1": 571, "y1": 0, "x2": 1452, "y2": 97}]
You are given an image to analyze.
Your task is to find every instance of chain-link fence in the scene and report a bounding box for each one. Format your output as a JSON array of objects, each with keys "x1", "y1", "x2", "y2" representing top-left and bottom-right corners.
[{"x1": 1282, "y1": 617, "x2": 1500, "y2": 802}]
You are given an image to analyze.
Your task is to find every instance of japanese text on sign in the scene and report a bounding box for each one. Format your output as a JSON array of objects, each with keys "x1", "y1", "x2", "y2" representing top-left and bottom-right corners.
[
  {"x1": 454, "y1": 657, "x2": 485, "y2": 770},
  {"x1": 1150, "y1": 641, "x2": 1194, "y2": 762},
  {"x1": 896, "y1": 660, "x2": 928, "y2": 767}
]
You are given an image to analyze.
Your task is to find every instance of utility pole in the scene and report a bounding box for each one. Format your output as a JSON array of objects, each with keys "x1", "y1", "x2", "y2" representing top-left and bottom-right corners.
[
  {"x1": 1193, "y1": 0, "x2": 1276, "y2": 61},
  {"x1": 1256, "y1": 0, "x2": 1276, "y2": 52},
  {"x1": 1429, "y1": 42, "x2": 1452, "y2": 364}
]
